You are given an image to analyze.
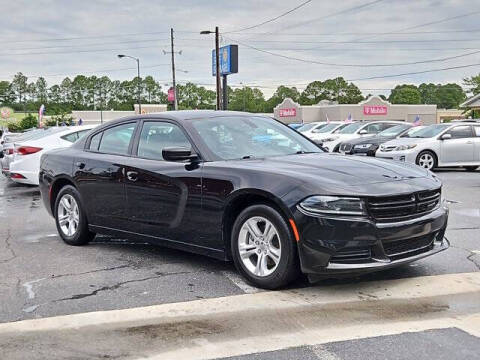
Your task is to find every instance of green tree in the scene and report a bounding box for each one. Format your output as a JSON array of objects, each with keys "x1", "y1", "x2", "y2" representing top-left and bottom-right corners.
[
  {"x1": 11, "y1": 72, "x2": 28, "y2": 105},
  {"x1": 388, "y1": 85, "x2": 422, "y2": 104},
  {"x1": 0, "y1": 81, "x2": 15, "y2": 104},
  {"x1": 20, "y1": 114, "x2": 38, "y2": 130},
  {"x1": 265, "y1": 86, "x2": 300, "y2": 112},
  {"x1": 299, "y1": 78, "x2": 363, "y2": 105},
  {"x1": 463, "y1": 74, "x2": 480, "y2": 95},
  {"x1": 418, "y1": 83, "x2": 438, "y2": 104},
  {"x1": 228, "y1": 86, "x2": 266, "y2": 112},
  {"x1": 435, "y1": 83, "x2": 465, "y2": 109},
  {"x1": 35, "y1": 77, "x2": 48, "y2": 105}
]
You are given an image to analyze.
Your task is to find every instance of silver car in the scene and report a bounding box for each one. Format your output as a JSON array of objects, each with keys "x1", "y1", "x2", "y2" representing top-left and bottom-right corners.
[{"x1": 376, "y1": 121, "x2": 480, "y2": 171}]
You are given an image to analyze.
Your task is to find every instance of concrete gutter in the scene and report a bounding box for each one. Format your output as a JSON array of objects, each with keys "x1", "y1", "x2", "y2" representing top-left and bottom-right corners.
[{"x1": 1, "y1": 272, "x2": 479, "y2": 359}]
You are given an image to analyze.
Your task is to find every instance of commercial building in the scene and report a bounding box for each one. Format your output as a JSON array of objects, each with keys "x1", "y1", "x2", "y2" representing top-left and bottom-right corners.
[
  {"x1": 274, "y1": 96, "x2": 438, "y2": 125},
  {"x1": 72, "y1": 104, "x2": 167, "y2": 125}
]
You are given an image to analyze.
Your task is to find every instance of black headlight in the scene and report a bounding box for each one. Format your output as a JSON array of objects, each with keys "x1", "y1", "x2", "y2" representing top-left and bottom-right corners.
[{"x1": 299, "y1": 196, "x2": 367, "y2": 216}]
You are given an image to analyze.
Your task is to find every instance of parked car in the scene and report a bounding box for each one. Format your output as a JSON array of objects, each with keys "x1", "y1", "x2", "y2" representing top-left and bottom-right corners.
[
  {"x1": 8, "y1": 125, "x2": 95, "y2": 185},
  {"x1": 297, "y1": 122, "x2": 328, "y2": 136},
  {"x1": 288, "y1": 123, "x2": 303, "y2": 130},
  {"x1": 323, "y1": 121, "x2": 405, "y2": 152},
  {"x1": 301, "y1": 121, "x2": 349, "y2": 144},
  {"x1": 338, "y1": 123, "x2": 415, "y2": 156},
  {"x1": 376, "y1": 122, "x2": 480, "y2": 171},
  {"x1": 39, "y1": 111, "x2": 448, "y2": 289},
  {"x1": 1, "y1": 129, "x2": 51, "y2": 176}
]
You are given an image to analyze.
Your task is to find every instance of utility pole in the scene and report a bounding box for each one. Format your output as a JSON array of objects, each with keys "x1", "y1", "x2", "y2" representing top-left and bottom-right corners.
[
  {"x1": 170, "y1": 28, "x2": 178, "y2": 110},
  {"x1": 163, "y1": 29, "x2": 182, "y2": 110},
  {"x1": 200, "y1": 26, "x2": 222, "y2": 110},
  {"x1": 215, "y1": 27, "x2": 222, "y2": 110}
]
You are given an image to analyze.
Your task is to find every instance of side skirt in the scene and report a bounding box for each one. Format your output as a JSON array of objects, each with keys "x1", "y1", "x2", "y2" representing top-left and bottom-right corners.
[{"x1": 89, "y1": 225, "x2": 228, "y2": 261}]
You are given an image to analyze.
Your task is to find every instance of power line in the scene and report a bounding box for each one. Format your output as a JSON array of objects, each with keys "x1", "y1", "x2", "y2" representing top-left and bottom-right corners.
[
  {"x1": 278, "y1": 0, "x2": 389, "y2": 32},
  {"x1": 224, "y1": 0, "x2": 313, "y2": 34},
  {"x1": 399, "y1": 10, "x2": 480, "y2": 32},
  {"x1": 225, "y1": 29, "x2": 480, "y2": 36},
  {"x1": 347, "y1": 62, "x2": 480, "y2": 81},
  {"x1": 225, "y1": 36, "x2": 480, "y2": 68}
]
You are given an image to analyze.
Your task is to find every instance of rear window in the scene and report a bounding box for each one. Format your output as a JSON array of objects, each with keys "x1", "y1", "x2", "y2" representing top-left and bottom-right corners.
[{"x1": 97, "y1": 123, "x2": 136, "y2": 155}]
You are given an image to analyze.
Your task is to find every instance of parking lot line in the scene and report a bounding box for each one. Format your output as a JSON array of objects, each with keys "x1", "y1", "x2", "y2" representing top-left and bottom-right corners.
[{"x1": 0, "y1": 272, "x2": 479, "y2": 360}]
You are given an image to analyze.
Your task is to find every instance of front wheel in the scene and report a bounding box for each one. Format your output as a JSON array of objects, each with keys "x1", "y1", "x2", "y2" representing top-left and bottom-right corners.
[
  {"x1": 54, "y1": 185, "x2": 95, "y2": 246},
  {"x1": 231, "y1": 205, "x2": 299, "y2": 289},
  {"x1": 416, "y1": 150, "x2": 437, "y2": 171}
]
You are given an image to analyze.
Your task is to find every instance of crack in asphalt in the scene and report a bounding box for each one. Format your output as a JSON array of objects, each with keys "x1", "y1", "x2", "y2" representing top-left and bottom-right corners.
[
  {"x1": 48, "y1": 264, "x2": 131, "y2": 280},
  {"x1": 54, "y1": 270, "x2": 197, "y2": 302},
  {"x1": 0, "y1": 229, "x2": 17, "y2": 264},
  {"x1": 448, "y1": 227, "x2": 480, "y2": 231},
  {"x1": 449, "y1": 242, "x2": 480, "y2": 271}
]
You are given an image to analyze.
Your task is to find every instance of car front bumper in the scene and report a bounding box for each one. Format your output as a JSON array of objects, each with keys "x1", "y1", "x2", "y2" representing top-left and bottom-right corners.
[
  {"x1": 294, "y1": 202, "x2": 449, "y2": 277},
  {"x1": 375, "y1": 149, "x2": 418, "y2": 164}
]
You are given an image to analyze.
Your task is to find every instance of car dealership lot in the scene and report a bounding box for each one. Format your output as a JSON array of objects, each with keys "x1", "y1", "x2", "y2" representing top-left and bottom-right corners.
[{"x1": 0, "y1": 168, "x2": 478, "y2": 324}]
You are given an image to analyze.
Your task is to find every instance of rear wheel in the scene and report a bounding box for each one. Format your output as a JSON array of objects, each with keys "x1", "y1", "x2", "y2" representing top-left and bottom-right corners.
[
  {"x1": 416, "y1": 150, "x2": 437, "y2": 171},
  {"x1": 464, "y1": 166, "x2": 478, "y2": 172},
  {"x1": 231, "y1": 204, "x2": 299, "y2": 289},
  {"x1": 54, "y1": 185, "x2": 95, "y2": 246}
]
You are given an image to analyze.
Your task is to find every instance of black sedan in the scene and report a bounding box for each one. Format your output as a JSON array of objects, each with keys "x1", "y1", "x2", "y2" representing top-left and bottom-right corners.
[
  {"x1": 39, "y1": 111, "x2": 449, "y2": 289},
  {"x1": 339, "y1": 124, "x2": 414, "y2": 156}
]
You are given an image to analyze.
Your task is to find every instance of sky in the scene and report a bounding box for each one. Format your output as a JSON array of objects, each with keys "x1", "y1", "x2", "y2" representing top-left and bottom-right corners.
[{"x1": 1, "y1": 0, "x2": 480, "y2": 98}]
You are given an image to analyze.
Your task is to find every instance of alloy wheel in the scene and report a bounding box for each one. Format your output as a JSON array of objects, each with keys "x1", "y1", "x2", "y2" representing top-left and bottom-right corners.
[
  {"x1": 57, "y1": 194, "x2": 80, "y2": 237},
  {"x1": 238, "y1": 216, "x2": 282, "y2": 277},
  {"x1": 418, "y1": 153, "x2": 434, "y2": 170}
]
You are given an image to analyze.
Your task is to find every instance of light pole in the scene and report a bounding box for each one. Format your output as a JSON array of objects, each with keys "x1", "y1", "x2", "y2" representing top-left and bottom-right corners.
[
  {"x1": 200, "y1": 27, "x2": 221, "y2": 110},
  {"x1": 117, "y1": 54, "x2": 141, "y2": 114}
]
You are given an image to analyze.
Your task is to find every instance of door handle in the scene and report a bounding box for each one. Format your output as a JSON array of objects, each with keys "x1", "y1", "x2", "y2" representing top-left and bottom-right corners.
[
  {"x1": 126, "y1": 171, "x2": 138, "y2": 182},
  {"x1": 75, "y1": 161, "x2": 85, "y2": 169},
  {"x1": 466, "y1": 141, "x2": 473, "y2": 144}
]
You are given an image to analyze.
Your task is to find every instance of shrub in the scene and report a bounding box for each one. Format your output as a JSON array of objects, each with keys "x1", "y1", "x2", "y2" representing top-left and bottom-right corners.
[{"x1": 20, "y1": 114, "x2": 38, "y2": 130}]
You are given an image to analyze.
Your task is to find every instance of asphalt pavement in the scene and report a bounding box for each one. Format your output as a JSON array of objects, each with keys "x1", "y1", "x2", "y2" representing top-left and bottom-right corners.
[{"x1": 0, "y1": 168, "x2": 479, "y2": 359}]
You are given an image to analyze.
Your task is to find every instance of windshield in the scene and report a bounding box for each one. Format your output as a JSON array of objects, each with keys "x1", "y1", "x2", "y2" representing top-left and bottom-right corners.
[
  {"x1": 314, "y1": 123, "x2": 340, "y2": 133},
  {"x1": 190, "y1": 116, "x2": 322, "y2": 160},
  {"x1": 400, "y1": 126, "x2": 425, "y2": 138},
  {"x1": 331, "y1": 123, "x2": 349, "y2": 133},
  {"x1": 298, "y1": 123, "x2": 321, "y2": 132},
  {"x1": 338, "y1": 122, "x2": 363, "y2": 134},
  {"x1": 378, "y1": 124, "x2": 411, "y2": 137},
  {"x1": 404, "y1": 124, "x2": 450, "y2": 138}
]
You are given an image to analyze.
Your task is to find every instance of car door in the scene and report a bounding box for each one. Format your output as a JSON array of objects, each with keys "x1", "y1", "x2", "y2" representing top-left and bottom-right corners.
[
  {"x1": 473, "y1": 125, "x2": 480, "y2": 162},
  {"x1": 440, "y1": 125, "x2": 475, "y2": 164},
  {"x1": 123, "y1": 120, "x2": 203, "y2": 245},
  {"x1": 74, "y1": 122, "x2": 137, "y2": 230}
]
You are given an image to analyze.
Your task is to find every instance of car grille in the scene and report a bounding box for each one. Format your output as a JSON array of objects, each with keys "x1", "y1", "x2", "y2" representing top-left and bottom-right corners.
[
  {"x1": 330, "y1": 248, "x2": 372, "y2": 264},
  {"x1": 367, "y1": 189, "x2": 441, "y2": 222},
  {"x1": 380, "y1": 145, "x2": 396, "y2": 152},
  {"x1": 340, "y1": 143, "x2": 352, "y2": 153},
  {"x1": 383, "y1": 234, "x2": 434, "y2": 257}
]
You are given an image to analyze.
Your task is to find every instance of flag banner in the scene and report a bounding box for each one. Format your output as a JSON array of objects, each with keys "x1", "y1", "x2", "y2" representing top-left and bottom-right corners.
[{"x1": 38, "y1": 104, "x2": 45, "y2": 127}]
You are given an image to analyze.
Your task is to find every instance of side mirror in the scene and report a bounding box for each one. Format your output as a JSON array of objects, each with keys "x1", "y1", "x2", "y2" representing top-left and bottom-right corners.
[
  {"x1": 359, "y1": 129, "x2": 368, "y2": 135},
  {"x1": 162, "y1": 147, "x2": 198, "y2": 162},
  {"x1": 440, "y1": 133, "x2": 452, "y2": 140}
]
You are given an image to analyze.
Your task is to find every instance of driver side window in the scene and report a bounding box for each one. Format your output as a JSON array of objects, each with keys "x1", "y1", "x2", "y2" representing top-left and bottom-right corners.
[
  {"x1": 137, "y1": 121, "x2": 191, "y2": 160},
  {"x1": 446, "y1": 125, "x2": 473, "y2": 139}
]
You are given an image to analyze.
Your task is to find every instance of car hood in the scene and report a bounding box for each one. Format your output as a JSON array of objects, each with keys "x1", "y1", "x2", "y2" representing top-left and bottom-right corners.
[
  {"x1": 223, "y1": 153, "x2": 436, "y2": 193},
  {"x1": 382, "y1": 137, "x2": 431, "y2": 147},
  {"x1": 346, "y1": 135, "x2": 395, "y2": 146}
]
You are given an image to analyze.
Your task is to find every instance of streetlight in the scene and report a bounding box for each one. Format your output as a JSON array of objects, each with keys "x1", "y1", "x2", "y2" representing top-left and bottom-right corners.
[
  {"x1": 200, "y1": 27, "x2": 221, "y2": 110},
  {"x1": 117, "y1": 54, "x2": 141, "y2": 114}
]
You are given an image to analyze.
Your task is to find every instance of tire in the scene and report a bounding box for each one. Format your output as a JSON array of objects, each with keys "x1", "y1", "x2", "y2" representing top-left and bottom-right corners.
[
  {"x1": 416, "y1": 150, "x2": 437, "y2": 171},
  {"x1": 464, "y1": 166, "x2": 478, "y2": 172},
  {"x1": 54, "y1": 185, "x2": 95, "y2": 246},
  {"x1": 231, "y1": 204, "x2": 299, "y2": 290}
]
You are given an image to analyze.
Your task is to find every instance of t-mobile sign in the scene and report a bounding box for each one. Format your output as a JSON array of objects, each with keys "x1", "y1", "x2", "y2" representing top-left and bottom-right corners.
[
  {"x1": 279, "y1": 108, "x2": 296, "y2": 117},
  {"x1": 364, "y1": 105, "x2": 387, "y2": 115}
]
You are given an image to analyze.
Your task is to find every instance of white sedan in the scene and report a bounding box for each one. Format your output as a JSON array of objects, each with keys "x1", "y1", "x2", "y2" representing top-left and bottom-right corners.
[
  {"x1": 300, "y1": 121, "x2": 349, "y2": 143},
  {"x1": 322, "y1": 121, "x2": 405, "y2": 152},
  {"x1": 9, "y1": 125, "x2": 96, "y2": 185},
  {"x1": 376, "y1": 122, "x2": 480, "y2": 171}
]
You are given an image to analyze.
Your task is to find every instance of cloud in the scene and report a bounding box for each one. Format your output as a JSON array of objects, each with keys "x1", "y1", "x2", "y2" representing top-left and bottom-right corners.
[{"x1": 1, "y1": 0, "x2": 479, "y2": 97}]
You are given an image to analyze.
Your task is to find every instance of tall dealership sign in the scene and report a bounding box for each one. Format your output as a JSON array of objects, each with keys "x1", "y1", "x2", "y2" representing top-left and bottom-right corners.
[{"x1": 212, "y1": 45, "x2": 238, "y2": 110}]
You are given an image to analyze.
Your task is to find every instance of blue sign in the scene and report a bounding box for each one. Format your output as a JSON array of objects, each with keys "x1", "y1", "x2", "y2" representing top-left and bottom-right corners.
[{"x1": 212, "y1": 45, "x2": 238, "y2": 76}]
